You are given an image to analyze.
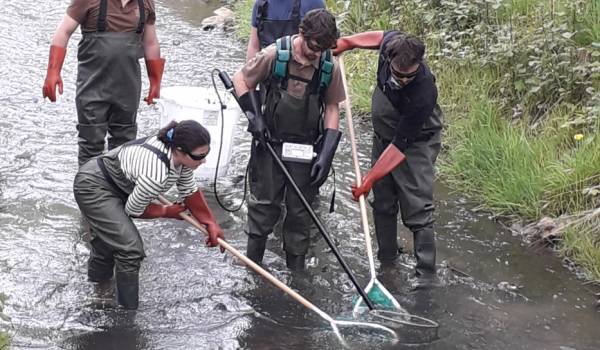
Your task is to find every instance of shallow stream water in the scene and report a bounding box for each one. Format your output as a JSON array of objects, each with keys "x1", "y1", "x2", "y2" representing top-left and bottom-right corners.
[{"x1": 0, "y1": 0, "x2": 599, "y2": 349}]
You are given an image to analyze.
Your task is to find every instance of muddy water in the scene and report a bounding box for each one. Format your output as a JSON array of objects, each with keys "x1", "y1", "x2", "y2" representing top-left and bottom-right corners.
[{"x1": 0, "y1": 0, "x2": 599, "y2": 349}]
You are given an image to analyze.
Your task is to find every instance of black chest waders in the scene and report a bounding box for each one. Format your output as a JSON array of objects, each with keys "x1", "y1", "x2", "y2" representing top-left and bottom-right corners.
[
  {"x1": 370, "y1": 86, "x2": 443, "y2": 282},
  {"x1": 75, "y1": 0, "x2": 145, "y2": 166},
  {"x1": 256, "y1": 0, "x2": 301, "y2": 49},
  {"x1": 73, "y1": 137, "x2": 169, "y2": 309}
]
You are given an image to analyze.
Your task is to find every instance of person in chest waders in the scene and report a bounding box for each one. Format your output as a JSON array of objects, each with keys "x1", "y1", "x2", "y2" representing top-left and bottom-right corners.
[
  {"x1": 73, "y1": 120, "x2": 225, "y2": 309},
  {"x1": 334, "y1": 31, "x2": 444, "y2": 289},
  {"x1": 42, "y1": 0, "x2": 164, "y2": 167},
  {"x1": 246, "y1": 0, "x2": 325, "y2": 61},
  {"x1": 232, "y1": 9, "x2": 346, "y2": 271}
]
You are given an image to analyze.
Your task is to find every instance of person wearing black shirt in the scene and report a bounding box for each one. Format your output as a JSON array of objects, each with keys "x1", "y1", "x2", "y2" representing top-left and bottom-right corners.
[{"x1": 334, "y1": 31, "x2": 443, "y2": 287}]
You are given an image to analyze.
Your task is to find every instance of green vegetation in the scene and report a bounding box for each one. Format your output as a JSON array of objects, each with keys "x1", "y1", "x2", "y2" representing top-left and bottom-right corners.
[
  {"x1": 232, "y1": 0, "x2": 255, "y2": 43},
  {"x1": 0, "y1": 293, "x2": 9, "y2": 349},
  {"x1": 231, "y1": 0, "x2": 600, "y2": 282}
]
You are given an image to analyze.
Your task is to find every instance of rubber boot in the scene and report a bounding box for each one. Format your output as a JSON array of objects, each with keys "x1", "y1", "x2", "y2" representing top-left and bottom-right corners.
[
  {"x1": 88, "y1": 239, "x2": 115, "y2": 282},
  {"x1": 374, "y1": 213, "x2": 399, "y2": 262},
  {"x1": 116, "y1": 271, "x2": 139, "y2": 310},
  {"x1": 90, "y1": 278, "x2": 116, "y2": 309},
  {"x1": 412, "y1": 228, "x2": 438, "y2": 289},
  {"x1": 285, "y1": 254, "x2": 305, "y2": 271},
  {"x1": 246, "y1": 237, "x2": 267, "y2": 265}
]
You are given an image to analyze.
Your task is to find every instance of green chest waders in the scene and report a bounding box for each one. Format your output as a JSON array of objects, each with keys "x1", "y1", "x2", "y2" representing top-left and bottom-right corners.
[
  {"x1": 75, "y1": 0, "x2": 145, "y2": 166},
  {"x1": 370, "y1": 87, "x2": 443, "y2": 280}
]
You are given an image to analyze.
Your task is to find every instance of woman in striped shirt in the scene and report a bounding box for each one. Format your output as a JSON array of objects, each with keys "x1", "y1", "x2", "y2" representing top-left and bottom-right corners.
[{"x1": 74, "y1": 120, "x2": 225, "y2": 309}]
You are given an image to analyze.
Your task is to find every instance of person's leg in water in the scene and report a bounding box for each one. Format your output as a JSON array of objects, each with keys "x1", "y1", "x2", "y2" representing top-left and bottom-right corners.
[
  {"x1": 245, "y1": 142, "x2": 285, "y2": 265},
  {"x1": 281, "y1": 161, "x2": 318, "y2": 271},
  {"x1": 74, "y1": 162, "x2": 145, "y2": 309}
]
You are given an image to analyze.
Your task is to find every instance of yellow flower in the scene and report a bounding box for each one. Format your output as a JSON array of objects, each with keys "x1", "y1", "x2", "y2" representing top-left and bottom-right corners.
[{"x1": 574, "y1": 134, "x2": 584, "y2": 141}]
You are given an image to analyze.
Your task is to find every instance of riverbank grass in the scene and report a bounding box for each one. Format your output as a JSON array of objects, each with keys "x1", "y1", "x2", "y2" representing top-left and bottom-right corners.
[{"x1": 0, "y1": 293, "x2": 9, "y2": 349}]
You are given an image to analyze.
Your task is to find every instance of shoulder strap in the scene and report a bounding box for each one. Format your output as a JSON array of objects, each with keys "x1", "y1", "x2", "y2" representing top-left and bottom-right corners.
[
  {"x1": 125, "y1": 137, "x2": 170, "y2": 170},
  {"x1": 97, "y1": 0, "x2": 108, "y2": 32},
  {"x1": 318, "y1": 49, "x2": 333, "y2": 94},
  {"x1": 273, "y1": 36, "x2": 291, "y2": 81},
  {"x1": 290, "y1": 0, "x2": 301, "y2": 21},
  {"x1": 136, "y1": 0, "x2": 145, "y2": 34},
  {"x1": 257, "y1": 0, "x2": 268, "y2": 22}
]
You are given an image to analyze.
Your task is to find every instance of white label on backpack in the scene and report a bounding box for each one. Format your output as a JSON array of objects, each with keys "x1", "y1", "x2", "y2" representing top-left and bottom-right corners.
[{"x1": 281, "y1": 142, "x2": 314, "y2": 163}]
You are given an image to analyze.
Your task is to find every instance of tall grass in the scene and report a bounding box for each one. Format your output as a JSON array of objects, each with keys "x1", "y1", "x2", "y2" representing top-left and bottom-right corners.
[
  {"x1": 440, "y1": 86, "x2": 553, "y2": 219},
  {"x1": 232, "y1": 0, "x2": 255, "y2": 41},
  {"x1": 0, "y1": 293, "x2": 8, "y2": 349}
]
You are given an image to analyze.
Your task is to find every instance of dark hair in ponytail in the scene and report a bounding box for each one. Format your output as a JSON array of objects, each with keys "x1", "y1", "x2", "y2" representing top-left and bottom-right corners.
[{"x1": 157, "y1": 120, "x2": 211, "y2": 153}]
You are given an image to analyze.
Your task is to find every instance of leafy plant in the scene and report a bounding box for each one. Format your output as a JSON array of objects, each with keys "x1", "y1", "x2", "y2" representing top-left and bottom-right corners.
[{"x1": 0, "y1": 293, "x2": 9, "y2": 350}]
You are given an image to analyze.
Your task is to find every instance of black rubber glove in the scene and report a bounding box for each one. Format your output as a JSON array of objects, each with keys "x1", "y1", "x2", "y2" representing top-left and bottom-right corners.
[
  {"x1": 310, "y1": 128, "x2": 342, "y2": 187},
  {"x1": 238, "y1": 90, "x2": 270, "y2": 147}
]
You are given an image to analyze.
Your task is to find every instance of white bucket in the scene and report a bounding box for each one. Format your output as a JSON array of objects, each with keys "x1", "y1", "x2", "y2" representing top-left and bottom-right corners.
[{"x1": 156, "y1": 86, "x2": 241, "y2": 179}]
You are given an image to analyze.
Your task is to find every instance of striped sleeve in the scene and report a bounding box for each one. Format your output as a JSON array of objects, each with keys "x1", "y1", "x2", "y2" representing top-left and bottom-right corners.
[
  {"x1": 177, "y1": 167, "x2": 198, "y2": 199},
  {"x1": 126, "y1": 174, "x2": 167, "y2": 217},
  {"x1": 119, "y1": 140, "x2": 171, "y2": 217}
]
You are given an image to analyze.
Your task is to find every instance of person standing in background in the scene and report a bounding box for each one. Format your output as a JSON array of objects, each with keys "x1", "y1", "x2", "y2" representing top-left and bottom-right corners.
[
  {"x1": 43, "y1": 0, "x2": 165, "y2": 166},
  {"x1": 246, "y1": 0, "x2": 325, "y2": 61}
]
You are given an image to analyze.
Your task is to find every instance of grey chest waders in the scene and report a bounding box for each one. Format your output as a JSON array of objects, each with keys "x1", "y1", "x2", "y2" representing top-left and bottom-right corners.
[
  {"x1": 370, "y1": 86, "x2": 443, "y2": 281},
  {"x1": 75, "y1": 0, "x2": 145, "y2": 166},
  {"x1": 74, "y1": 137, "x2": 169, "y2": 310}
]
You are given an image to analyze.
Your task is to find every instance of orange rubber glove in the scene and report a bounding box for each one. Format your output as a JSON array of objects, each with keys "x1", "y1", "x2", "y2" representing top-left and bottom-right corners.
[
  {"x1": 139, "y1": 202, "x2": 186, "y2": 220},
  {"x1": 42, "y1": 45, "x2": 67, "y2": 102},
  {"x1": 351, "y1": 143, "x2": 406, "y2": 201},
  {"x1": 144, "y1": 58, "x2": 165, "y2": 104},
  {"x1": 185, "y1": 191, "x2": 225, "y2": 252}
]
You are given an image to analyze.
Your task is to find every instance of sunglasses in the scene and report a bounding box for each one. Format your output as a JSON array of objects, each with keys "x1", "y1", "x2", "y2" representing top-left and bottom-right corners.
[
  {"x1": 305, "y1": 39, "x2": 328, "y2": 53},
  {"x1": 390, "y1": 64, "x2": 420, "y2": 80},
  {"x1": 180, "y1": 147, "x2": 210, "y2": 161}
]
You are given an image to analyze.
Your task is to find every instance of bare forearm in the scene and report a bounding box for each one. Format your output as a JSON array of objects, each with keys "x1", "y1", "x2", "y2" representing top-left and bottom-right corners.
[
  {"x1": 323, "y1": 103, "x2": 340, "y2": 130},
  {"x1": 246, "y1": 27, "x2": 260, "y2": 61},
  {"x1": 143, "y1": 25, "x2": 161, "y2": 59},
  {"x1": 233, "y1": 70, "x2": 253, "y2": 97},
  {"x1": 51, "y1": 15, "x2": 79, "y2": 47},
  {"x1": 339, "y1": 31, "x2": 384, "y2": 50}
]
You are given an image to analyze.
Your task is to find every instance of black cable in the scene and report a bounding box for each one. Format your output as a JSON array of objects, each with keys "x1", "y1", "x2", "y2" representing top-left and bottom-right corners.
[{"x1": 210, "y1": 68, "x2": 249, "y2": 212}]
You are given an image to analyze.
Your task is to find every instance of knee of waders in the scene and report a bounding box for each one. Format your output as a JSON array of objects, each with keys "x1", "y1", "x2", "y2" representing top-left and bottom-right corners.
[
  {"x1": 88, "y1": 258, "x2": 115, "y2": 282},
  {"x1": 108, "y1": 123, "x2": 137, "y2": 150},
  {"x1": 371, "y1": 199, "x2": 400, "y2": 217},
  {"x1": 77, "y1": 123, "x2": 108, "y2": 145}
]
